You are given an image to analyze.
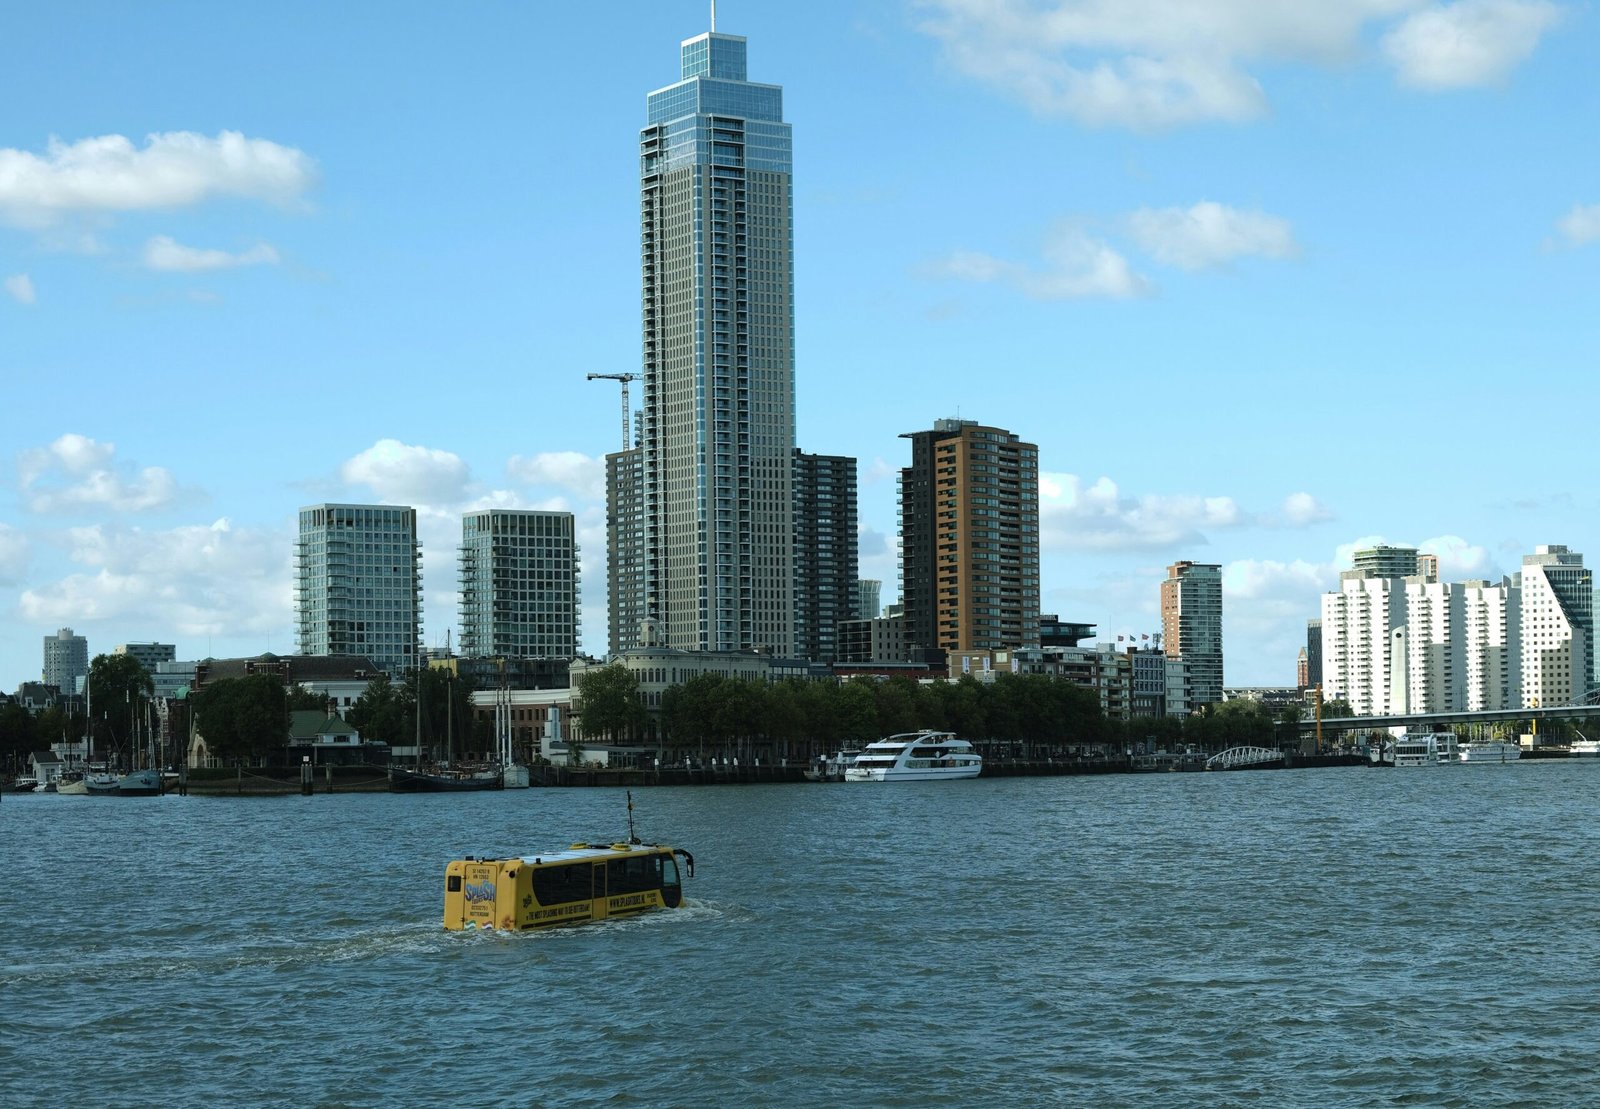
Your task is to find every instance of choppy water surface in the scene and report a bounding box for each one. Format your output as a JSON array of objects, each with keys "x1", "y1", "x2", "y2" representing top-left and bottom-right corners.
[{"x1": 4, "y1": 761, "x2": 1600, "y2": 1107}]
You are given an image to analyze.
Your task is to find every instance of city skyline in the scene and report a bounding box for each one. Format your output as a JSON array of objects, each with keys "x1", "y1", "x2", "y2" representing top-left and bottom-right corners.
[{"x1": 3, "y1": 3, "x2": 1599, "y2": 689}]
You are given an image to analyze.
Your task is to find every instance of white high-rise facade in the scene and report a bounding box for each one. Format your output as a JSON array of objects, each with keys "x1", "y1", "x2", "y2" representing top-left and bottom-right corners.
[
  {"x1": 1519, "y1": 545, "x2": 1592, "y2": 707},
  {"x1": 1321, "y1": 574, "x2": 1407, "y2": 716},
  {"x1": 638, "y1": 27, "x2": 795, "y2": 654},
  {"x1": 1462, "y1": 577, "x2": 1520, "y2": 711},
  {"x1": 1404, "y1": 580, "x2": 1465, "y2": 713}
]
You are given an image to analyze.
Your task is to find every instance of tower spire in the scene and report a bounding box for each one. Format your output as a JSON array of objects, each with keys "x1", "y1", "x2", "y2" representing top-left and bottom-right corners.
[{"x1": 711, "y1": 0, "x2": 717, "y2": 33}]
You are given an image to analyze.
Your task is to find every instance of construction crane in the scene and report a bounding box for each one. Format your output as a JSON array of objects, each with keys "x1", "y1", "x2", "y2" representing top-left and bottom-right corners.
[{"x1": 586, "y1": 372, "x2": 640, "y2": 451}]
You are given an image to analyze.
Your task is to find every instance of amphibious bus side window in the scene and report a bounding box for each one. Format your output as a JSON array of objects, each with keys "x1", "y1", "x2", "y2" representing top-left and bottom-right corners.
[{"x1": 532, "y1": 862, "x2": 591, "y2": 906}]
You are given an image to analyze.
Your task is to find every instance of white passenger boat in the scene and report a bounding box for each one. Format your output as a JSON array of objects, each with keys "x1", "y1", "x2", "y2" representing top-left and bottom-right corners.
[
  {"x1": 1392, "y1": 732, "x2": 1458, "y2": 767},
  {"x1": 1570, "y1": 734, "x2": 1600, "y2": 757},
  {"x1": 1457, "y1": 740, "x2": 1521, "y2": 764},
  {"x1": 843, "y1": 731, "x2": 982, "y2": 782}
]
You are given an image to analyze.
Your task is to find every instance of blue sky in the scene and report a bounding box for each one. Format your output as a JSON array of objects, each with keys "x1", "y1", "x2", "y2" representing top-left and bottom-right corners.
[{"x1": 3, "y1": 0, "x2": 1597, "y2": 689}]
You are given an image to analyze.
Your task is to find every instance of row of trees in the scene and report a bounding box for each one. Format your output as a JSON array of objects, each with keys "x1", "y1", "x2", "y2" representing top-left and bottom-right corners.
[
  {"x1": 189, "y1": 666, "x2": 486, "y2": 764},
  {"x1": 575, "y1": 666, "x2": 1336, "y2": 763}
]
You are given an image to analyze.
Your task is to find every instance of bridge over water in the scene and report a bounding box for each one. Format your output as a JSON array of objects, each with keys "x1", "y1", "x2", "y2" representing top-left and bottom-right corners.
[
  {"x1": 1295, "y1": 703, "x2": 1597, "y2": 736},
  {"x1": 1205, "y1": 746, "x2": 1286, "y2": 770}
]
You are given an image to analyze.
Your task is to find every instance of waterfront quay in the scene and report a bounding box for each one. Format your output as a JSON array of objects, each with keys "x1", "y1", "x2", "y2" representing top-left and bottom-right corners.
[{"x1": 147, "y1": 746, "x2": 1370, "y2": 794}]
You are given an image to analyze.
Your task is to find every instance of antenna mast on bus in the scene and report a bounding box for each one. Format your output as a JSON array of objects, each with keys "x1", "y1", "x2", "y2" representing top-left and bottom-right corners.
[{"x1": 626, "y1": 790, "x2": 639, "y2": 844}]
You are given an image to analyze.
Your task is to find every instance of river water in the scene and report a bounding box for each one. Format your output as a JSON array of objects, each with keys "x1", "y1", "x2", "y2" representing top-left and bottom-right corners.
[{"x1": 4, "y1": 760, "x2": 1598, "y2": 1107}]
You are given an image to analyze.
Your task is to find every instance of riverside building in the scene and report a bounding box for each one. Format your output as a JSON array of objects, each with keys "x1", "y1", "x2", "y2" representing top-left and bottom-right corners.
[
  {"x1": 636, "y1": 23, "x2": 796, "y2": 654},
  {"x1": 295, "y1": 504, "x2": 421, "y2": 678},
  {"x1": 1519, "y1": 545, "x2": 1593, "y2": 707},
  {"x1": 792, "y1": 450, "x2": 858, "y2": 664},
  {"x1": 898, "y1": 418, "x2": 1041, "y2": 655},
  {"x1": 42, "y1": 627, "x2": 88, "y2": 695},
  {"x1": 459, "y1": 510, "x2": 580, "y2": 660},
  {"x1": 1161, "y1": 561, "x2": 1224, "y2": 708},
  {"x1": 605, "y1": 445, "x2": 646, "y2": 656}
]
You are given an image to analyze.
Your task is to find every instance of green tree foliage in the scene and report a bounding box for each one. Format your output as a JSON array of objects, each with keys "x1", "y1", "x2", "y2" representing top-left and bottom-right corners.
[
  {"x1": 577, "y1": 664, "x2": 645, "y2": 745},
  {"x1": 192, "y1": 674, "x2": 288, "y2": 763},
  {"x1": 347, "y1": 674, "x2": 404, "y2": 746},
  {"x1": 0, "y1": 702, "x2": 38, "y2": 770},
  {"x1": 286, "y1": 685, "x2": 332, "y2": 712},
  {"x1": 86, "y1": 653, "x2": 155, "y2": 756}
]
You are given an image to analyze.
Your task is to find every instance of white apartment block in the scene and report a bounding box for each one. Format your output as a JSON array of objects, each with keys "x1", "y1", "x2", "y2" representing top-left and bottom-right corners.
[
  {"x1": 1519, "y1": 545, "x2": 1593, "y2": 707},
  {"x1": 1461, "y1": 578, "x2": 1520, "y2": 711},
  {"x1": 1404, "y1": 580, "x2": 1465, "y2": 713},
  {"x1": 1320, "y1": 574, "x2": 1407, "y2": 716}
]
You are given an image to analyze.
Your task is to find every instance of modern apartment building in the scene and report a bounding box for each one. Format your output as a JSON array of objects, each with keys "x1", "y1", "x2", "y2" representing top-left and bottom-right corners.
[
  {"x1": 1160, "y1": 561, "x2": 1223, "y2": 707},
  {"x1": 42, "y1": 627, "x2": 88, "y2": 694},
  {"x1": 1404, "y1": 580, "x2": 1466, "y2": 713},
  {"x1": 295, "y1": 504, "x2": 422, "y2": 678},
  {"x1": 605, "y1": 445, "x2": 646, "y2": 656},
  {"x1": 1519, "y1": 545, "x2": 1593, "y2": 707},
  {"x1": 857, "y1": 579, "x2": 882, "y2": 622},
  {"x1": 792, "y1": 450, "x2": 858, "y2": 663},
  {"x1": 1304, "y1": 618, "x2": 1322, "y2": 690},
  {"x1": 638, "y1": 25, "x2": 796, "y2": 654},
  {"x1": 115, "y1": 642, "x2": 176, "y2": 675},
  {"x1": 1353, "y1": 544, "x2": 1420, "y2": 579},
  {"x1": 1462, "y1": 577, "x2": 1520, "y2": 711},
  {"x1": 1320, "y1": 574, "x2": 1406, "y2": 716},
  {"x1": 459, "y1": 510, "x2": 580, "y2": 660},
  {"x1": 898, "y1": 419, "x2": 1041, "y2": 655}
]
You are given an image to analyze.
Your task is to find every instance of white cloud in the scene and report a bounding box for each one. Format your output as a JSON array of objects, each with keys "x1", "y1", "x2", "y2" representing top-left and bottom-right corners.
[
  {"x1": 1382, "y1": 0, "x2": 1561, "y2": 89},
  {"x1": 0, "y1": 524, "x2": 28, "y2": 585},
  {"x1": 4, "y1": 273, "x2": 35, "y2": 304},
  {"x1": 506, "y1": 451, "x2": 606, "y2": 501},
  {"x1": 340, "y1": 439, "x2": 472, "y2": 506},
  {"x1": 1281, "y1": 492, "x2": 1334, "y2": 526},
  {"x1": 915, "y1": 0, "x2": 1556, "y2": 129},
  {"x1": 19, "y1": 518, "x2": 290, "y2": 638},
  {"x1": 1039, "y1": 471, "x2": 1243, "y2": 550},
  {"x1": 1128, "y1": 201, "x2": 1298, "y2": 270},
  {"x1": 0, "y1": 130, "x2": 317, "y2": 228},
  {"x1": 933, "y1": 226, "x2": 1151, "y2": 300},
  {"x1": 19, "y1": 434, "x2": 181, "y2": 514},
  {"x1": 143, "y1": 235, "x2": 280, "y2": 272},
  {"x1": 1556, "y1": 204, "x2": 1600, "y2": 246},
  {"x1": 1416, "y1": 533, "x2": 1496, "y2": 579}
]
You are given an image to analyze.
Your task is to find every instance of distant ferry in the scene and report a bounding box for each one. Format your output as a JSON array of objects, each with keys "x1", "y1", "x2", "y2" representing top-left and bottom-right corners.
[
  {"x1": 1392, "y1": 732, "x2": 1459, "y2": 767},
  {"x1": 444, "y1": 841, "x2": 694, "y2": 932},
  {"x1": 843, "y1": 731, "x2": 982, "y2": 782},
  {"x1": 1457, "y1": 740, "x2": 1521, "y2": 764}
]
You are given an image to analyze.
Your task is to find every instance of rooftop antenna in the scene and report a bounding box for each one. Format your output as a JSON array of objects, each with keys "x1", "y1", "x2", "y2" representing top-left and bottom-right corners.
[
  {"x1": 711, "y1": 0, "x2": 716, "y2": 33},
  {"x1": 626, "y1": 789, "x2": 640, "y2": 844}
]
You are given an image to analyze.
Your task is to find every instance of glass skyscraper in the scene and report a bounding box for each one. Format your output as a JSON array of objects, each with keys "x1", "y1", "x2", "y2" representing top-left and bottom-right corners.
[
  {"x1": 638, "y1": 27, "x2": 796, "y2": 654},
  {"x1": 295, "y1": 503, "x2": 421, "y2": 678},
  {"x1": 459, "y1": 509, "x2": 580, "y2": 659}
]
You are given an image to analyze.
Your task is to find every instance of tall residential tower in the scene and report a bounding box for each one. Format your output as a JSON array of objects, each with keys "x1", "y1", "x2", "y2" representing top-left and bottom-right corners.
[
  {"x1": 459, "y1": 510, "x2": 580, "y2": 660},
  {"x1": 638, "y1": 26, "x2": 796, "y2": 654},
  {"x1": 295, "y1": 504, "x2": 421, "y2": 677},
  {"x1": 1161, "y1": 561, "x2": 1224, "y2": 708},
  {"x1": 899, "y1": 419, "x2": 1041, "y2": 655}
]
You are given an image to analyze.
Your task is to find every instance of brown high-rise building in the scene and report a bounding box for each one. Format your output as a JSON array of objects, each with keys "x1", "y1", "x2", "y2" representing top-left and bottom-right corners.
[{"x1": 899, "y1": 419, "x2": 1040, "y2": 655}]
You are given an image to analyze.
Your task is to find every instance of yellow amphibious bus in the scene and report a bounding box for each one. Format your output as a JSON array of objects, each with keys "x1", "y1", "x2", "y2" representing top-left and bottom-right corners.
[{"x1": 443, "y1": 842, "x2": 695, "y2": 932}]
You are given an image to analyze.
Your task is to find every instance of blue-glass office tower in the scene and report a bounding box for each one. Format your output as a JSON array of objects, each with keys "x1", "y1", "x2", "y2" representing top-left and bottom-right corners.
[{"x1": 639, "y1": 28, "x2": 796, "y2": 654}]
